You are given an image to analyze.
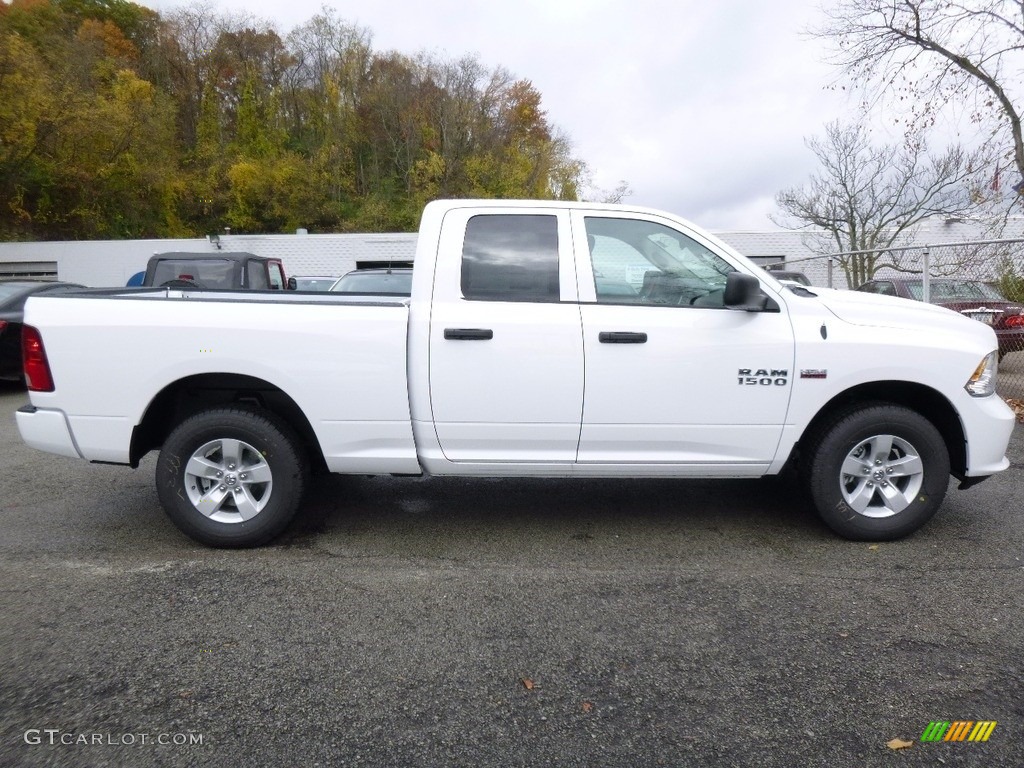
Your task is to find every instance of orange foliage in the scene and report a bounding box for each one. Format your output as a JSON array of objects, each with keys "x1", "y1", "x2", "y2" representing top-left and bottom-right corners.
[{"x1": 76, "y1": 18, "x2": 139, "y2": 62}]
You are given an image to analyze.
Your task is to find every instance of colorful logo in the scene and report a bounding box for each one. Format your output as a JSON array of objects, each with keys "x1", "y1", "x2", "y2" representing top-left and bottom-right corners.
[{"x1": 920, "y1": 721, "x2": 997, "y2": 742}]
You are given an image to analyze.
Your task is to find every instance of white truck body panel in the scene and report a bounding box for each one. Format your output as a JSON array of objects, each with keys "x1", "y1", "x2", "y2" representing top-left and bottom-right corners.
[{"x1": 25, "y1": 291, "x2": 419, "y2": 473}]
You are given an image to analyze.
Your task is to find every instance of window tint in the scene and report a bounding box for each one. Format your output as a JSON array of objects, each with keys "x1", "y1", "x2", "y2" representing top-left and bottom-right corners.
[
  {"x1": 151, "y1": 259, "x2": 235, "y2": 288},
  {"x1": 461, "y1": 214, "x2": 559, "y2": 302},
  {"x1": 332, "y1": 270, "x2": 413, "y2": 295},
  {"x1": 268, "y1": 263, "x2": 285, "y2": 290},
  {"x1": 585, "y1": 217, "x2": 734, "y2": 307},
  {"x1": 247, "y1": 262, "x2": 269, "y2": 289},
  {"x1": 906, "y1": 280, "x2": 1004, "y2": 302},
  {"x1": 876, "y1": 282, "x2": 897, "y2": 296}
]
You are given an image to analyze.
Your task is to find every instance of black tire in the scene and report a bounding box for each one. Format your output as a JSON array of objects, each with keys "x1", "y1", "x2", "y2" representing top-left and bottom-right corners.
[
  {"x1": 156, "y1": 407, "x2": 307, "y2": 547},
  {"x1": 805, "y1": 403, "x2": 950, "y2": 541}
]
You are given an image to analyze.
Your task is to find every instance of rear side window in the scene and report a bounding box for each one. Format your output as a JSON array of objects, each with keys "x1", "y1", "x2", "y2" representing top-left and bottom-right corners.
[
  {"x1": 461, "y1": 214, "x2": 559, "y2": 302},
  {"x1": 247, "y1": 262, "x2": 269, "y2": 289}
]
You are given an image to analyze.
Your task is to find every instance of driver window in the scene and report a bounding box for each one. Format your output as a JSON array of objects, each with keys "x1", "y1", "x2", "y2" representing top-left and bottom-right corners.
[
  {"x1": 585, "y1": 217, "x2": 734, "y2": 307},
  {"x1": 267, "y1": 263, "x2": 285, "y2": 290}
]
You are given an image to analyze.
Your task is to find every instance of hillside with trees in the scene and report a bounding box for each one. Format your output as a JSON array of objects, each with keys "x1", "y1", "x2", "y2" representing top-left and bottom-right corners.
[{"x1": 0, "y1": 0, "x2": 588, "y2": 239}]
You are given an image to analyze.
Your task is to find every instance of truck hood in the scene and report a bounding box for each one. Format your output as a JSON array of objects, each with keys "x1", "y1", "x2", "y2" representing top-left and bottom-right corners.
[
  {"x1": 811, "y1": 285, "x2": 964, "y2": 324},
  {"x1": 806, "y1": 286, "x2": 999, "y2": 347}
]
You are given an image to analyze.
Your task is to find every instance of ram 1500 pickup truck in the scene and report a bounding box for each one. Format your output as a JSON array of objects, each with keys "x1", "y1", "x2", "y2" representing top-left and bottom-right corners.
[{"x1": 15, "y1": 200, "x2": 1015, "y2": 547}]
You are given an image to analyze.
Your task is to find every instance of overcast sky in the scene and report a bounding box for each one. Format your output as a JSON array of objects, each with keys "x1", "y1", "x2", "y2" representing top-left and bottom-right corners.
[{"x1": 146, "y1": 0, "x2": 854, "y2": 230}]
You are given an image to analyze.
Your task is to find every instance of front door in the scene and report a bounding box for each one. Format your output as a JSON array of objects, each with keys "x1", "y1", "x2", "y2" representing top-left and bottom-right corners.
[{"x1": 573, "y1": 212, "x2": 794, "y2": 471}]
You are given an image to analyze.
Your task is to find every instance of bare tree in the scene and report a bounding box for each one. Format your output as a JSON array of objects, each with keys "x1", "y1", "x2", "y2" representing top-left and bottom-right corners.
[
  {"x1": 818, "y1": 0, "x2": 1024, "y2": 193},
  {"x1": 774, "y1": 121, "x2": 980, "y2": 287}
]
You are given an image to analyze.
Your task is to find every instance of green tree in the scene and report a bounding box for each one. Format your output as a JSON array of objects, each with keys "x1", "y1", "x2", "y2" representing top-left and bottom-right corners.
[
  {"x1": 0, "y1": 1, "x2": 599, "y2": 238},
  {"x1": 0, "y1": 0, "x2": 182, "y2": 238}
]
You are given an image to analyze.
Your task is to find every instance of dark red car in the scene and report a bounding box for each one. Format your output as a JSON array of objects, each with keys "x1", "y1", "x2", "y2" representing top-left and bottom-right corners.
[{"x1": 855, "y1": 277, "x2": 1024, "y2": 360}]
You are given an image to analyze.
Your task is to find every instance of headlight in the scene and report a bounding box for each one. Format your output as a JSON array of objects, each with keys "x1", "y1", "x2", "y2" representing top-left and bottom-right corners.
[{"x1": 964, "y1": 351, "x2": 998, "y2": 397}]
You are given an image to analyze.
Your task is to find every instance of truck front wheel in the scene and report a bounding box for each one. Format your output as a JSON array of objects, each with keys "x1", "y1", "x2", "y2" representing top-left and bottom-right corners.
[
  {"x1": 156, "y1": 407, "x2": 307, "y2": 547},
  {"x1": 806, "y1": 404, "x2": 950, "y2": 541}
]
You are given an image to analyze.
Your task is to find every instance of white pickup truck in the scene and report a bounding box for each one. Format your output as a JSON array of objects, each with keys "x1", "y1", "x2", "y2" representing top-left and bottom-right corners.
[{"x1": 15, "y1": 200, "x2": 1015, "y2": 547}]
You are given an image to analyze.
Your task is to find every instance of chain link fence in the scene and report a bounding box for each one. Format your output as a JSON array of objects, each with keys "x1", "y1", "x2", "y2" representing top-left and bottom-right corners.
[{"x1": 764, "y1": 238, "x2": 1024, "y2": 401}]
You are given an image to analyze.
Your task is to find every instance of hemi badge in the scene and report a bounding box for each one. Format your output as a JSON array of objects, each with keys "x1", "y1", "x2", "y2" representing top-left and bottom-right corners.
[{"x1": 800, "y1": 369, "x2": 828, "y2": 379}]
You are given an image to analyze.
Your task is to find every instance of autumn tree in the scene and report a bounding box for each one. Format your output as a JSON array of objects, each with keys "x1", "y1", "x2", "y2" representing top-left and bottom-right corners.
[
  {"x1": 0, "y1": 0, "x2": 179, "y2": 238},
  {"x1": 774, "y1": 121, "x2": 980, "y2": 287},
  {"x1": 0, "y1": 0, "x2": 596, "y2": 238}
]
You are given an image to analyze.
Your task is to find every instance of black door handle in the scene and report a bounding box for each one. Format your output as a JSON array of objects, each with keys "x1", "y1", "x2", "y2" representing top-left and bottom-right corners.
[
  {"x1": 599, "y1": 331, "x2": 647, "y2": 344},
  {"x1": 444, "y1": 328, "x2": 494, "y2": 341}
]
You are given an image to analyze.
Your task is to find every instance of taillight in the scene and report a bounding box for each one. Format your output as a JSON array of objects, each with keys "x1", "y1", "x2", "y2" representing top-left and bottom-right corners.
[
  {"x1": 22, "y1": 325, "x2": 54, "y2": 392},
  {"x1": 0, "y1": 320, "x2": 7, "y2": 335},
  {"x1": 1003, "y1": 313, "x2": 1024, "y2": 328}
]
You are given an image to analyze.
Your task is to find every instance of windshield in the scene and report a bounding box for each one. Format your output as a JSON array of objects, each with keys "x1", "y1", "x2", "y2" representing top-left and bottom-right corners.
[
  {"x1": 293, "y1": 277, "x2": 337, "y2": 291},
  {"x1": 331, "y1": 271, "x2": 413, "y2": 295},
  {"x1": 150, "y1": 259, "x2": 237, "y2": 288},
  {"x1": 906, "y1": 280, "x2": 1006, "y2": 302}
]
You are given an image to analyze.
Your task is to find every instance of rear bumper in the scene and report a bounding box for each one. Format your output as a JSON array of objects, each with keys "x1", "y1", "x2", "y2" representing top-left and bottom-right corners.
[{"x1": 16, "y1": 405, "x2": 82, "y2": 459}]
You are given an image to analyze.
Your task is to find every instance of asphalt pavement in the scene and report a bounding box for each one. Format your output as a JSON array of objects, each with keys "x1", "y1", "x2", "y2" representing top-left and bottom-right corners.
[{"x1": 1, "y1": 382, "x2": 1022, "y2": 767}]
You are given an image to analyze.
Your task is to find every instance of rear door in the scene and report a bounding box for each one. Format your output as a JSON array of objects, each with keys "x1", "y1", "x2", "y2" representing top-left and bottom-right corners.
[
  {"x1": 427, "y1": 207, "x2": 584, "y2": 462},
  {"x1": 573, "y1": 211, "x2": 794, "y2": 471}
]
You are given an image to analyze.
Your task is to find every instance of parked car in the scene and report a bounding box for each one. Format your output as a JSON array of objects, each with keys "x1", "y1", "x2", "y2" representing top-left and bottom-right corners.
[
  {"x1": 330, "y1": 268, "x2": 413, "y2": 295},
  {"x1": 855, "y1": 277, "x2": 1024, "y2": 360},
  {"x1": 0, "y1": 280, "x2": 85, "y2": 382},
  {"x1": 287, "y1": 276, "x2": 339, "y2": 292},
  {"x1": 144, "y1": 252, "x2": 287, "y2": 290}
]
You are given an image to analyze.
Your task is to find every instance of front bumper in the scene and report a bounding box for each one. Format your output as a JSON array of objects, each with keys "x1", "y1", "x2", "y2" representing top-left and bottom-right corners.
[
  {"x1": 16, "y1": 405, "x2": 82, "y2": 459},
  {"x1": 962, "y1": 393, "x2": 1015, "y2": 477}
]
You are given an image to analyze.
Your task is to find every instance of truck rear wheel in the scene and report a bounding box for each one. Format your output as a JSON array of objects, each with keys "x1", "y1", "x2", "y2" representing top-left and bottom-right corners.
[
  {"x1": 156, "y1": 407, "x2": 307, "y2": 547},
  {"x1": 806, "y1": 403, "x2": 950, "y2": 541}
]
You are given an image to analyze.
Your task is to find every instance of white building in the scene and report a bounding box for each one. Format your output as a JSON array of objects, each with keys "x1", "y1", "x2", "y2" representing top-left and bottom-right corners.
[{"x1": 1, "y1": 216, "x2": 1020, "y2": 290}]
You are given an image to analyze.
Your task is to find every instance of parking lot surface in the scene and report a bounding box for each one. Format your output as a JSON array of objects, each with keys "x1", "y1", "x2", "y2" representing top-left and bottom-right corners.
[{"x1": 1, "y1": 383, "x2": 1021, "y2": 767}]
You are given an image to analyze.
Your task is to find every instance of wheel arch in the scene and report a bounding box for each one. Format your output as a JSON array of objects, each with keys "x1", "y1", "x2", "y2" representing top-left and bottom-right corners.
[
  {"x1": 129, "y1": 373, "x2": 326, "y2": 472},
  {"x1": 795, "y1": 381, "x2": 967, "y2": 479}
]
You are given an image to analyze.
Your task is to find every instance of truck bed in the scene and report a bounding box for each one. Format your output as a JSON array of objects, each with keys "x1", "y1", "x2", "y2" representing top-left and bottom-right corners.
[{"x1": 22, "y1": 289, "x2": 418, "y2": 473}]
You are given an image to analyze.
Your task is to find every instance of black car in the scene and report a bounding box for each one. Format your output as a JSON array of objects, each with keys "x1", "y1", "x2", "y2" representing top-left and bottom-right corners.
[
  {"x1": 144, "y1": 252, "x2": 288, "y2": 290},
  {"x1": 0, "y1": 280, "x2": 85, "y2": 382}
]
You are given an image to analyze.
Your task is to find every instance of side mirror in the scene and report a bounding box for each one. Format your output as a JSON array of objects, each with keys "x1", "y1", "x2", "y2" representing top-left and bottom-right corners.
[
  {"x1": 724, "y1": 272, "x2": 768, "y2": 311},
  {"x1": 286, "y1": 277, "x2": 297, "y2": 290}
]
